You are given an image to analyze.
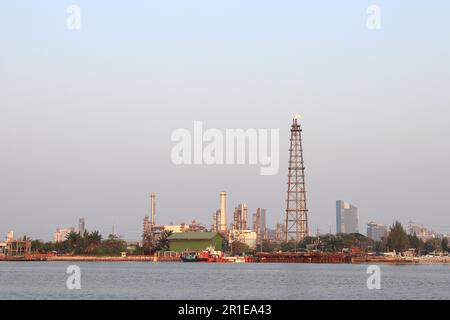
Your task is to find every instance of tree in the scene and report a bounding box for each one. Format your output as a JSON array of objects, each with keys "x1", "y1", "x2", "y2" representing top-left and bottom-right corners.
[
  {"x1": 372, "y1": 240, "x2": 386, "y2": 253},
  {"x1": 386, "y1": 221, "x2": 409, "y2": 253},
  {"x1": 261, "y1": 240, "x2": 278, "y2": 253},
  {"x1": 31, "y1": 240, "x2": 45, "y2": 253},
  {"x1": 142, "y1": 231, "x2": 154, "y2": 254},
  {"x1": 230, "y1": 241, "x2": 250, "y2": 255},
  {"x1": 408, "y1": 233, "x2": 423, "y2": 251},
  {"x1": 442, "y1": 237, "x2": 449, "y2": 253},
  {"x1": 154, "y1": 230, "x2": 172, "y2": 252},
  {"x1": 96, "y1": 234, "x2": 127, "y2": 255},
  {"x1": 280, "y1": 241, "x2": 296, "y2": 252},
  {"x1": 66, "y1": 231, "x2": 82, "y2": 253},
  {"x1": 298, "y1": 236, "x2": 316, "y2": 249},
  {"x1": 424, "y1": 238, "x2": 441, "y2": 253},
  {"x1": 88, "y1": 231, "x2": 102, "y2": 245}
]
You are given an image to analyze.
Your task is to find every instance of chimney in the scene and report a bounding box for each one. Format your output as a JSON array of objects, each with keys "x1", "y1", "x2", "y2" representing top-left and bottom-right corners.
[
  {"x1": 219, "y1": 191, "x2": 227, "y2": 232},
  {"x1": 150, "y1": 192, "x2": 156, "y2": 225}
]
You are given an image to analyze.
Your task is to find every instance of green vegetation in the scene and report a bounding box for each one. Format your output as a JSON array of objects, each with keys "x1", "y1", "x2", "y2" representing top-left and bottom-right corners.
[
  {"x1": 423, "y1": 237, "x2": 442, "y2": 253},
  {"x1": 255, "y1": 224, "x2": 449, "y2": 255},
  {"x1": 408, "y1": 233, "x2": 422, "y2": 251},
  {"x1": 31, "y1": 230, "x2": 127, "y2": 256},
  {"x1": 154, "y1": 230, "x2": 172, "y2": 252},
  {"x1": 386, "y1": 221, "x2": 409, "y2": 252},
  {"x1": 442, "y1": 237, "x2": 449, "y2": 253},
  {"x1": 255, "y1": 233, "x2": 374, "y2": 253},
  {"x1": 230, "y1": 241, "x2": 250, "y2": 256},
  {"x1": 383, "y1": 221, "x2": 447, "y2": 254},
  {"x1": 30, "y1": 221, "x2": 447, "y2": 256}
]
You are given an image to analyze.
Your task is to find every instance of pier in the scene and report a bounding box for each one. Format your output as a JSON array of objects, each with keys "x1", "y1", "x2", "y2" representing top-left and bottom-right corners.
[{"x1": 251, "y1": 252, "x2": 353, "y2": 264}]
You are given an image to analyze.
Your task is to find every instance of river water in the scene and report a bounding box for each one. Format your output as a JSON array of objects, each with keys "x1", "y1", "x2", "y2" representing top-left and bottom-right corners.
[{"x1": 0, "y1": 262, "x2": 449, "y2": 300}]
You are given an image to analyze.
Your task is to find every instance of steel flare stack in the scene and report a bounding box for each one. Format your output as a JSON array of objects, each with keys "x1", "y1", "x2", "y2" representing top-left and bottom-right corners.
[{"x1": 285, "y1": 115, "x2": 309, "y2": 244}]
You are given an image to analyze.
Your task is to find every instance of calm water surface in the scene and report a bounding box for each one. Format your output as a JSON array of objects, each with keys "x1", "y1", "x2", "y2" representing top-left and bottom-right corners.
[{"x1": 0, "y1": 262, "x2": 449, "y2": 300}]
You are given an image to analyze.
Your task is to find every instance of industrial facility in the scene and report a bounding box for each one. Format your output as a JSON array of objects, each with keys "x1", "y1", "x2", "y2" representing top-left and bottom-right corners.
[
  {"x1": 140, "y1": 116, "x2": 310, "y2": 252},
  {"x1": 2, "y1": 116, "x2": 449, "y2": 264}
]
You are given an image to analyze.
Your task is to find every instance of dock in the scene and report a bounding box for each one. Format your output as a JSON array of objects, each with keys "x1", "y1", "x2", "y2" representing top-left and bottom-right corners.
[{"x1": 251, "y1": 252, "x2": 353, "y2": 263}]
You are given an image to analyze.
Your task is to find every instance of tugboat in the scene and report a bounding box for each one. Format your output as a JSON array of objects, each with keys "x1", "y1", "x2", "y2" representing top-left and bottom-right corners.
[
  {"x1": 180, "y1": 247, "x2": 247, "y2": 263},
  {"x1": 180, "y1": 251, "x2": 209, "y2": 262}
]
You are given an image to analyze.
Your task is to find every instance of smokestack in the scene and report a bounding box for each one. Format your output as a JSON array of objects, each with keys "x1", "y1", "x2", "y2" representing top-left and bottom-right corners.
[
  {"x1": 150, "y1": 192, "x2": 155, "y2": 225},
  {"x1": 219, "y1": 191, "x2": 227, "y2": 232}
]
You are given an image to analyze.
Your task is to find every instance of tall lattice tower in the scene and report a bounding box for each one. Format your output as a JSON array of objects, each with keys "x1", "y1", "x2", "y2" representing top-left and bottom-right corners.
[{"x1": 285, "y1": 115, "x2": 309, "y2": 243}]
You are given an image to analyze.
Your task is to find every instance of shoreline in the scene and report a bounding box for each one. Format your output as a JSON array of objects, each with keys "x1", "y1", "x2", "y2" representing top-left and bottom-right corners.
[{"x1": 2, "y1": 255, "x2": 450, "y2": 264}]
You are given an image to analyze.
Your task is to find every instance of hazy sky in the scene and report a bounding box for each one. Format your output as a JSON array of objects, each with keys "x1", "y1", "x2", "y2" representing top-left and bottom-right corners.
[{"x1": 1, "y1": 1, "x2": 449, "y2": 241}]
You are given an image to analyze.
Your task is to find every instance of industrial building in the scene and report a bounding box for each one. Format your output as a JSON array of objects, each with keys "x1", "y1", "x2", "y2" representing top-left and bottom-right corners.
[
  {"x1": 167, "y1": 232, "x2": 223, "y2": 252},
  {"x1": 233, "y1": 203, "x2": 248, "y2": 231},
  {"x1": 142, "y1": 192, "x2": 156, "y2": 244},
  {"x1": 163, "y1": 221, "x2": 206, "y2": 233},
  {"x1": 140, "y1": 192, "x2": 207, "y2": 244},
  {"x1": 228, "y1": 229, "x2": 257, "y2": 249},
  {"x1": 275, "y1": 223, "x2": 286, "y2": 242},
  {"x1": 336, "y1": 201, "x2": 359, "y2": 234}
]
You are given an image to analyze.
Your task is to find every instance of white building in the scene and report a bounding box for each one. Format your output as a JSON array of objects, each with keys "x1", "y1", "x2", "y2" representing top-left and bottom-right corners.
[
  {"x1": 164, "y1": 224, "x2": 184, "y2": 233},
  {"x1": 229, "y1": 229, "x2": 258, "y2": 249},
  {"x1": 163, "y1": 221, "x2": 206, "y2": 234},
  {"x1": 336, "y1": 201, "x2": 359, "y2": 234},
  {"x1": 367, "y1": 221, "x2": 388, "y2": 241},
  {"x1": 6, "y1": 230, "x2": 14, "y2": 242},
  {"x1": 407, "y1": 222, "x2": 439, "y2": 241},
  {"x1": 53, "y1": 227, "x2": 75, "y2": 243}
]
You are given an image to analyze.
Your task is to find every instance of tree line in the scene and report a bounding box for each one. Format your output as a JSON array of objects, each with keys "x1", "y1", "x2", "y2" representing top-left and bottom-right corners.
[
  {"x1": 31, "y1": 230, "x2": 172, "y2": 256},
  {"x1": 258, "y1": 221, "x2": 449, "y2": 254}
]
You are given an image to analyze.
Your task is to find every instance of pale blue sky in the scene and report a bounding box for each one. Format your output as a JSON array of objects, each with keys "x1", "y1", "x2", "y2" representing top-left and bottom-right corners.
[{"x1": 1, "y1": 1, "x2": 449, "y2": 240}]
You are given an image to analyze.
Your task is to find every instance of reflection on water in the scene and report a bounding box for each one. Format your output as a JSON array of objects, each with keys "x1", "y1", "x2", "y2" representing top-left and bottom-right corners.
[{"x1": 0, "y1": 262, "x2": 449, "y2": 300}]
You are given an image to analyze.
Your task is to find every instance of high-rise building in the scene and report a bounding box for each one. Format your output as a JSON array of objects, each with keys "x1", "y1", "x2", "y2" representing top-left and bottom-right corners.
[
  {"x1": 252, "y1": 208, "x2": 268, "y2": 241},
  {"x1": 78, "y1": 218, "x2": 85, "y2": 235},
  {"x1": 407, "y1": 222, "x2": 438, "y2": 241},
  {"x1": 367, "y1": 221, "x2": 388, "y2": 241},
  {"x1": 261, "y1": 209, "x2": 267, "y2": 240},
  {"x1": 336, "y1": 201, "x2": 359, "y2": 234},
  {"x1": 53, "y1": 227, "x2": 75, "y2": 243}
]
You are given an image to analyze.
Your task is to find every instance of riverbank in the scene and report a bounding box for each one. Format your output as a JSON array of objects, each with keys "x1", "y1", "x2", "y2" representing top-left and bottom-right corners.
[
  {"x1": 353, "y1": 255, "x2": 450, "y2": 264},
  {"x1": 0, "y1": 255, "x2": 180, "y2": 262},
  {"x1": 2, "y1": 254, "x2": 450, "y2": 264}
]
